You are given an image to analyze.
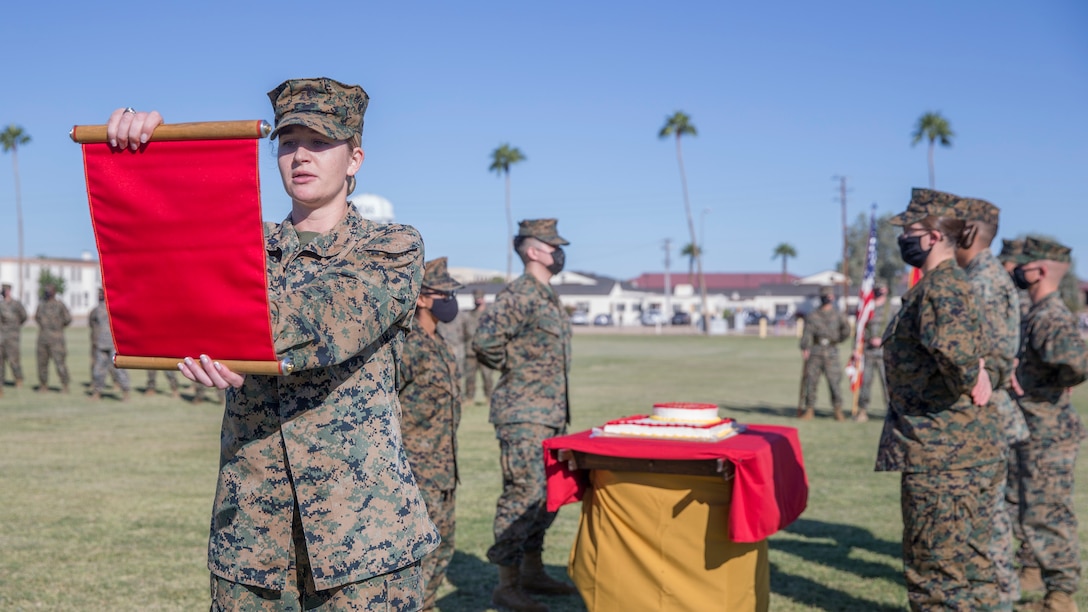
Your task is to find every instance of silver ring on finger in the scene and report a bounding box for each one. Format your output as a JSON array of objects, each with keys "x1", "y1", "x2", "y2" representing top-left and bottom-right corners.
[{"x1": 123, "y1": 107, "x2": 136, "y2": 114}]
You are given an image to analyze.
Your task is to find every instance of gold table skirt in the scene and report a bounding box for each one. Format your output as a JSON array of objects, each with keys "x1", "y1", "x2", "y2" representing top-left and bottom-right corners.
[{"x1": 568, "y1": 469, "x2": 770, "y2": 612}]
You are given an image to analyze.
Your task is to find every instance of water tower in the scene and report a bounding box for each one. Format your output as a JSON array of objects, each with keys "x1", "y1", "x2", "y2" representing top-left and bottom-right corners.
[{"x1": 349, "y1": 193, "x2": 395, "y2": 224}]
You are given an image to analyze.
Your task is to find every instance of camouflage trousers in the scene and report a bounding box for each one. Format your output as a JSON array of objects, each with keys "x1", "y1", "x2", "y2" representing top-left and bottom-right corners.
[
  {"x1": 487, "y1": 422, "x2": 563, "y2": 567},
  {"x1": 91, "y1": 348, "x2": 130, "y2": 392},
  {"x1": 463, "y1": 356, "x2": 493, "y2": 403},
  {"x1": 1013, "y1": 436, "x2": 1081, "y2": 594},
  {"x1": 36, "y1": 336, "x2": 69, "y2": 387},
  {"x1": 0, "y1": 335, "x2": 24, "y2": 383},
  {"x1": 987, "y1": 448, "x2": 1019, "y2": 609},
  {"x1": 803, "y1": 347, "x2": 844, "y2": 409},
  {"x1": 145, "y1": 369, "x2": 179, "y2": 392},
  {"x1": 900, "y1": 464, "x2": 1003, "y2": 611},
  {"x1": 856, "y1": 351, "x2": 886, "y2": 411},
  {"x1": 210, "y1": 505, "x2": 424, "y2": 611},
  {"x1": 417, "y1": 485, "x2": 455, "y2": 610}
]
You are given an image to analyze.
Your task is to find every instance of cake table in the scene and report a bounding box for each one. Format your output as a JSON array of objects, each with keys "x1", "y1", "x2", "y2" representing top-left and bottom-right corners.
[{"x1": 542, "y1": 424, "x2": 808, "y2": 612}]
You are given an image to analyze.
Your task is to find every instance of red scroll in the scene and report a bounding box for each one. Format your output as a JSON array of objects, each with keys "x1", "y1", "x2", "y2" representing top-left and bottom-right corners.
[{"x1": 74, "y1": 121, "x2": 287, "y2": 375}]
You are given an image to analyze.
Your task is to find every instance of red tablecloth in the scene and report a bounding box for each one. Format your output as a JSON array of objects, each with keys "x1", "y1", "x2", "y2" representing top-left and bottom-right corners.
[{"x1": 543, "y1": 425, "x2": 808, "y2": 543}]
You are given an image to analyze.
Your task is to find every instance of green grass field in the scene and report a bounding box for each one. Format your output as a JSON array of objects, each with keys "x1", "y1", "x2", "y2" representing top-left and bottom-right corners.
[{"x1": 0, "y1": 328, "x2": 1085, "y2": 611}]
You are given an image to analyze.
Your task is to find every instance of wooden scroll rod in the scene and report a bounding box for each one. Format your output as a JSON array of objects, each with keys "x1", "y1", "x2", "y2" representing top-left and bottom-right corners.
[
  {"x1": 69, "y1": 120, "x2": 272, "y2": 144},
  {"x1": 113, "y1": 355, "x2": 292, "y2": 376}
]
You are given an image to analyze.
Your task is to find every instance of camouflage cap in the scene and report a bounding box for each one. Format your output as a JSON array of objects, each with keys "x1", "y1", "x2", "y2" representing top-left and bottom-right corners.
[
  {"x1": 472, "y1": 289, "x2": 485, "y2": 300},
  {"x1": 421, "y1": 257, "x2": 463, "y2": 293},
  {"x1": 997, "y1": 238, "x2": 1023, "y2": 263},
  {"x1": 267, "y1": 77, "x2": 370, "y2": 141},
  {"x1": 889, "y1": 188, "x2": 959, "y2": 226},
  {"x1": 950, "y1": 197, "x2": 1000, "y2": 225},
  {"x1": 1, "y1": 283, "x2": 10, "y2": 291},
  {"x1": 819, "y1": 285, "x2": 835, "y2": 297},
  {"x1": 1019, "y1": 236, "x2": 1072, "y2": 264},
  {"x1": 517, "y1": 218, "x2": 569, "y2": 246}
]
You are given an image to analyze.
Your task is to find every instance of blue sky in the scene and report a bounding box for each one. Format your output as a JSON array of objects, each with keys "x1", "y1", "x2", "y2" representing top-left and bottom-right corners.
[{"x1": 2, "y1": 0, "x2": 1086, "y2": 280}]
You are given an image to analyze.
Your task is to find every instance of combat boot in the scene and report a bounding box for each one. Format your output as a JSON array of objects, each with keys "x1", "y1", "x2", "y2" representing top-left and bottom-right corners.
[
  {"x1": 62, "y1": 384, "x2": 69, "y2": 394},
  {"x1": 144, "y1": 387, "x2": 156, "y2": 396},
  {"x1": 14, "y1": 379, "x2": 22, "y2": 389},
  {"x1": 1042, "y1": 591, "x2": 1077, "y2": 612},
  {"x1": 832, "y1": 405, "x2": 845, "y2": 422},
  {"x1": 492, "y1": 565, "x2": 548, "y2": 612},
  {"x1": 1020, "y1": 566, "x2": 1045, "y2": 596},
  {"x1": 520, "y1": 551, "x2": 578, "y2": 596},
  {"x1": 799, "y1": 407, "x2": 815, "y2": 420},
  {"x1": 37, "y1": 384, "x2": 48, "y2": 393},
  {"x1": 89, "y1": 390, "x2": 100, "y2": 401},
  {"x1": 854, "y1": 408, "x2": 869, "y2": 423},
  {"x1": 122, "y1": 389, "x2": 130, "y2": 402}
]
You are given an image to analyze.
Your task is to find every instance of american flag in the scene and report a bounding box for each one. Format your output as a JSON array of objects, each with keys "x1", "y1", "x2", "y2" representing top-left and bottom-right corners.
[{"x1": 848, "y1": 204, "x2": 878, "y2": 393}]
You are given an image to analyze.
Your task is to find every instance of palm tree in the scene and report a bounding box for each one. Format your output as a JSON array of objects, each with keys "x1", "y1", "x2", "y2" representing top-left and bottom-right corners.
[
  {"x1": 659, "y1": 111, "x2": 708, "y2": 332},
  {"x1": 680, "y1": 242, "x2": 701, "y2": 285},
  {"x1": 772, "y1": 243, "x2": 797, "y2": 283},
  {"x1": 1, "y1": 125, "x2": 30, "y2": 301},
  {"x1": 489, "y1": 144, "x2": 526, "y2": 280},
  {"x1": 911, "y1": 112, "x2": 954, "y2": 189}
]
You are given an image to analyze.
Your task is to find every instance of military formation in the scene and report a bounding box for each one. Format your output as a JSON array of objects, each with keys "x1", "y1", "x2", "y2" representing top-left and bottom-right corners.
[{"x1": 865, "y1": 188, "x2": 1087, "y2": 612}]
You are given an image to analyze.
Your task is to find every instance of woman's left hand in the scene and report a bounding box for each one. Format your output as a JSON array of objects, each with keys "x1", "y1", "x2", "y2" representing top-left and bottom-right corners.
[
  {"x1": 970, "y1": 359, "x2": 992, "y2": 406},
  {"x1": 178, "y1": 354, "x2": 245, "y2": 389}
]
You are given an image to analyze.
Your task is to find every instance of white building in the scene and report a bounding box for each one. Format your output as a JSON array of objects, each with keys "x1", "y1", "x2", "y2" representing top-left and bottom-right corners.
[
  {"x1": 0, "y1": 254, "x2": 101, "y2": 323},
  {"x1": 349, "y1": 193, "x2": 395, "y2": 224}
]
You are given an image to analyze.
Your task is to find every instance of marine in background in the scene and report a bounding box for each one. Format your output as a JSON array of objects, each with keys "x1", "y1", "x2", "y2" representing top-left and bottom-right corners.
[{"x1": 799, "y1": 285, "x2": 851, "y2": 421}]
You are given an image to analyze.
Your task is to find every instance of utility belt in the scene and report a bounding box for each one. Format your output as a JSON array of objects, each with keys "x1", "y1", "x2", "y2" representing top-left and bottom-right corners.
[{"x1": 817, "y1": 338, "x2": 831, "y2": 346}]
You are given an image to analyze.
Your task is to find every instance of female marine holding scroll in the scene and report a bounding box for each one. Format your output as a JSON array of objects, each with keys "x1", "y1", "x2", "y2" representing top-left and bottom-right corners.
[{"x1": 107, "y1": 78, "x2": 438, "y2": 610}]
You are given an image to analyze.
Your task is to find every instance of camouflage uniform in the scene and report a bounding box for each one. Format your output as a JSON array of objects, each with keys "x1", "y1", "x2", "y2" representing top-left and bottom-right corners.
[
  {"x1": 799, "y1": 288, "x2": 850, "y2": 419},
  {"x1": 205, "y1": 78, "x2": 438, "y2": 610},
  {"x1": 461, "y1": 296, "x2": 495, "y2": 403},
  {"x1": 857, "y1": 293, "x2": 892, "y2": 415},
  {"x1": 878, "y1": 190, "x2": 1006, "y2": 611},
  {"x1": 1012, "y1": 238, "x2": 1088, "y2": 600},
  {"x1": 398, "y1": 257, "x2": 463, "y2": 610},
  {"x1": 472, "y1": 220, "x2": 572, "y2": 570},
  {"x1": 0, "y1": 285, "x2": 28, "y2": 387},
  {"x1": 89, "y1": 297, "x2": 130, "y2": 396},
  {"x1": 955, "y1": 198, "x2": 1030, "y2": 608},
  {"x1": 34, "y1": 294, "x2": 71, "y2": 391}
]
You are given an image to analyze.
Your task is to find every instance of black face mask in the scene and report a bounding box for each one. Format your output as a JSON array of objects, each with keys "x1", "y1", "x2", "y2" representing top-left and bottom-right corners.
[
  {"x1": 1011, "y1": 266, "x2": 1036, "y2": 291},
  {"x1": 546, "y1": 246, "x2": 565, "y2": 275},
  {"x1": 897, "y1": 234, "x2": 931, "y2": 269},
  {"x1": 429, "y1": 295, "x2": 459, "y2": 323},
  {"x1": 819, "y1": 296, "x2": 833, "y2": 306}
]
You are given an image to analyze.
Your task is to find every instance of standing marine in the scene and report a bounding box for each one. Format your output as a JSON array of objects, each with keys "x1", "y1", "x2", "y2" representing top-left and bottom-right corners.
[
  {"x1": 854, "y1": 281, "x2": 891, "y2": 423},
  {"x1": 462, "y1": 289, "x2": 495, "y2": 404},
  {"x1": 34, "y1": 282, "x2": 72, "y2": 393},
  {"x1": 0, "y1": 282, "x2": 28, "y2": 394},
  {"x1": 1010, "y1": 237, "x2": 1088, "y2": 611},
  {"x1": 876, "y1": 188, "x2": 1005, "y2": 610},
  {"x1": 88, "y1": 287, "x2": 131, "y2": 401},
  {"x1": 952, "y1": 197, "x2": 1029, "y2": 608},
  {"x1": 799, "y1": 285, "x2": 851, "y2": 420},
  {"x1": 472, "y1": 218, "x2": 578, "y2": 612},
  {"x1": 398, "y1": 257, "x2": 464, "y2": 611}
]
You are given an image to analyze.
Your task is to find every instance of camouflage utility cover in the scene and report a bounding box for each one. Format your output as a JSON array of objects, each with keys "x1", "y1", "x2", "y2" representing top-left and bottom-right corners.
[
  {"x1": 398, "y1": 325, "x2": 462, "y2": 492},
  {"x1": 1019, "y1": 236, "x2": 1072, "y2": 264},
  {"x1": 889, "y1": 188, "x2": 959, "y2": 226},
  {"x1": 516, "y1": 218, "x2": 569, "y2": 246},
  {"x1": 421, "y1": 257, "x2": 462, "y2": 294},
  {"x1": 472, "y1": 273, "x2": 571, "y2": 427},
  {"x1": 267, "y1": 77, "x2": 369, "y2": 141},
  {"x1": 875, "y1": 259, "x2": 1004, "y2": 472},
  {"x1": 997, "y1": 239, "x2": 1023, "y2": 264},
  {"x1": 208, "y1": 206, "x2": 439, "y2": 591}
]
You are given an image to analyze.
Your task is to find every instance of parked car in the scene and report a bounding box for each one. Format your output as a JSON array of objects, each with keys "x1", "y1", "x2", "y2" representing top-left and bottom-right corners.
[
  {"x1": 671, "y1": 312, "x2": 692, "y2": 326},
  {"x1": 640, "y1": 309, "x2": 666, "y2": 326},
  {"x1": 570, "y1": 311, "x2": 590, "y2": 325},
  {"x1": 743, "y1": 310, "x2": 768, "y2": 326},
  {"x1": 593, "y1": 313, "x2": 613, "y2": 326}
]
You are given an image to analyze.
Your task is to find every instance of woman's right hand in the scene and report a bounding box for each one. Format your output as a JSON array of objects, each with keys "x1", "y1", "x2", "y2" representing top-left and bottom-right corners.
[{"x1": 106, "y1": 108, "x2": 164, "y2": 150}]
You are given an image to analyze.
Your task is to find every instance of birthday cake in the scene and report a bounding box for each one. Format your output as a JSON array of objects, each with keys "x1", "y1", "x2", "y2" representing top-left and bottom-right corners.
[{"x1": 597, "y1": 402, "x2": 741, "y2": 441}]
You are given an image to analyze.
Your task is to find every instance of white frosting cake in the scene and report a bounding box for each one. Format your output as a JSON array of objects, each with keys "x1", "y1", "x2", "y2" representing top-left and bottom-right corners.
[{"x1": 598, "y1": 403, "x2": 741, "y2": 441}]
